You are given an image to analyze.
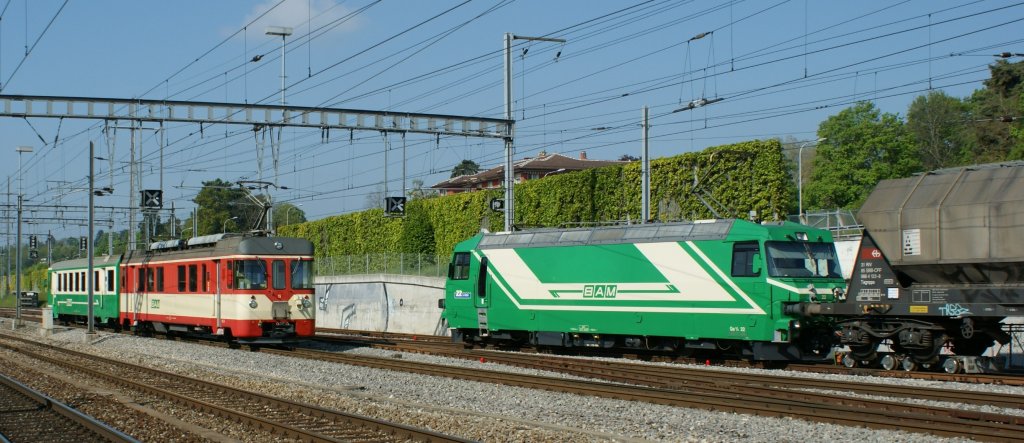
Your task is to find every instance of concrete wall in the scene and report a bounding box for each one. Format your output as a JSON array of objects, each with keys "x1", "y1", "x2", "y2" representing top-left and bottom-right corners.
[{"x1": 314, "y1": 274, "x2": 447, "y2": 335}]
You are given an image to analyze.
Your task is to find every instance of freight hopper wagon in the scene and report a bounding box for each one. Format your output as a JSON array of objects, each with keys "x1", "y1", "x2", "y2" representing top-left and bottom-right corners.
[
  {"x1": 798, "y1": 162, "x2": 1024, "y2": 372},
  {"x1": 442, "y1": 219, "x2": 847, "y2": 361},
  {"x1": 123, "y1": 234, "x2": 316, "y2": 342}
]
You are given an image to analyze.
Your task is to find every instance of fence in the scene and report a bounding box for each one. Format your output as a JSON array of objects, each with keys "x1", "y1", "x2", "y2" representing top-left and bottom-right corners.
[{"x1": 316, "y1": 253, "x2": 451, "y2": 278}]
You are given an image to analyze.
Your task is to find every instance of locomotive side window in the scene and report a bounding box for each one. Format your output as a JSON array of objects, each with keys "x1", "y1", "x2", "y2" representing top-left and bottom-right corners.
[
  {"x1": 290, "y1": 260, "x2": 313, "y2": 289},
  {"x1": 272, "y1": 260, "x2": 285, "y2": 290},
  {"x1": 177, "y1": 265, "x2": 186, "y2": 292},
  {"x1": 450, "y1": 252, "x2": 470, "y2": 280},
  {"x1": 234, "y1": 260, "x2": 267, "y2": 290},
  {"x1": 732, "y1": 242, "x2": 761, "y2": 277},
  {"x1": 188, "y1": 265, "x2": 198, "y2": 292}
]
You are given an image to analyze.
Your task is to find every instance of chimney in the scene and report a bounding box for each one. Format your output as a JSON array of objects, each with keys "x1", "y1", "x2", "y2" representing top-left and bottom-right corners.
[{"x1": 579, "y1": 151, "x2": 587, "y2": 160}]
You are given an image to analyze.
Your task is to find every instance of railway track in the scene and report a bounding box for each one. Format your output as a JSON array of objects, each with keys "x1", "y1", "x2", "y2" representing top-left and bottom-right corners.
[
  {"x1": 0, "y1": 308, "x2": 41, "y2": 324},
  {"x1": 0, "y1": 372, "x2": 138, "y2": 443},
  {"x1": 0, "y1": 333, "x2": 471, "y2": 443},
  {"x1": 317, "y1": 329, "x2": 1024, "y2": 386},
  {"x1": 286, "y1": 339, "x2": 1024, "y2": 441}
]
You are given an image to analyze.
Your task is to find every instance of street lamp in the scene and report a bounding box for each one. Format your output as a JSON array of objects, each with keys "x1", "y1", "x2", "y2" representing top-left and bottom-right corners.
[
  {"x1": 266, "y1": 26, "x2": 293, "y2": 106},
  {"x1": 798, "y1": 138, "x2": 826, "y2": 220},
  {"x1": 15, "y1": 146, "x2": 31, "y2": 326},
  {"x1": 542, "y1": 168, "x2": 566, "y2": 178},
  {"x1": 223, "y1": 216, "x2": 239, "y2": 233}
]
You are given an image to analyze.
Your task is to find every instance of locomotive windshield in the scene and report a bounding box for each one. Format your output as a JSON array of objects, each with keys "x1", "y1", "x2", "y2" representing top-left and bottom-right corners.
[
  {"x1": 764, "y1": 241, "x2": 841, "y2": 278},
  {"x1": 291, "y1": 260, "x2": 314, "y2": 289}
]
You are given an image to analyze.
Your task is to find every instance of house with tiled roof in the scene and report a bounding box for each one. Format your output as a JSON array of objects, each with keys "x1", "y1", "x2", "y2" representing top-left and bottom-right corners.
[{"x1": 431, "y1": 151, "x2": 627, "y2": 196}]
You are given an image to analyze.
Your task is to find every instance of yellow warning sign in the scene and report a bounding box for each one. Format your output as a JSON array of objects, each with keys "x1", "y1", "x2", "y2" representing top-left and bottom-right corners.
[{"x1": 909, "y1": 305, "x2": 928, "y2": 313}]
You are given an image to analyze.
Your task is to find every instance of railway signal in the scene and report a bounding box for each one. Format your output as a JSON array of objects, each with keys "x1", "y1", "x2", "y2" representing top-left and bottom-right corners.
[
  {"x1": 79, "y1": 236, "x2": 88, "y2": 251},
  {"x1": 29, "y1": 235, "x2": 37, "y2": 249}
]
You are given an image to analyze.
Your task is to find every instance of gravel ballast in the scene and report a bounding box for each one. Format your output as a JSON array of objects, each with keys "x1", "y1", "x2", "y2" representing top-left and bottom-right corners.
[{"x1": 10, "y1": 326, "x2": 1019, "y2": 442}]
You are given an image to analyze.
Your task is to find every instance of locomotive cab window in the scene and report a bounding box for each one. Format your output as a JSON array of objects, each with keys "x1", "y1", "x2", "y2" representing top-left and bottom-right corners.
[
  {"x1": 450, "y1": 252, "x2": 470, "y2": 280},
  {"x1": 765, "y1": 241, "x2": 842, "y2": 278},
  {"x1": 731, "y1": 242, "x2": 761, "y2": 277}
]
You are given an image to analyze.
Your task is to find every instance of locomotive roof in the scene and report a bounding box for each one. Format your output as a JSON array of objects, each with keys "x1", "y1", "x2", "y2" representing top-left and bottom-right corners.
[
  {"x1": 477, "y1": 219, "x2": 736, "y2": 249},
  {"x1": 49, "y1": 254, "x2": 121, "y2": 271}
]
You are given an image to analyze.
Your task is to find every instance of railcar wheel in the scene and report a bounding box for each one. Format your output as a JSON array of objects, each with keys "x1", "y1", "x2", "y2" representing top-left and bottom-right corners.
[
  {"x1": 879, "y1": 354, "x2": 899, "y2": 371},
  {"x1": 841, "y1": 354, "x2": 857, "y2": 368},
  {"x1": 901, "y1": 358, "x2": 918, "y2": 371},
  {"x1": 942, "y1": 357, "x2": 963, "y2": 374}
]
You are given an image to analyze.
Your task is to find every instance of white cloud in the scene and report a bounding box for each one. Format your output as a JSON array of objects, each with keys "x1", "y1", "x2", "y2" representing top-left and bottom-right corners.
[{"x1": 237, "y1": 0, "x2": 361, "y2": 37}]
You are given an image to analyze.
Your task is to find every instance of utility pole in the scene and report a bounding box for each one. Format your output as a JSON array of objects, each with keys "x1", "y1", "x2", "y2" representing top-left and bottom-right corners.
[
  {"x1": 88, "y1": 141, "x2": 96, "y2": 334},
  {"x1": 503, "y1": 33, "x2": 565, "y2": 232},
  {"x1": 641, "y1": 106, "x2": 650, "y2": 224}
]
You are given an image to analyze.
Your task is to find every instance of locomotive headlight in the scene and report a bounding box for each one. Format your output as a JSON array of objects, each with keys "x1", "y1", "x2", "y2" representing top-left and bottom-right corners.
[
  {"x1": 249, "y1": 296, "x2": 258, "y2": 309},
  {"x1": 301, "y1": 296, "x2": 311, "y2": 308}
]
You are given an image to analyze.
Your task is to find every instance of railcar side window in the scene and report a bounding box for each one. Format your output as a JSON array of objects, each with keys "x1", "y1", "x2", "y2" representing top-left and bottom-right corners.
[
  {"x1": 177, "y1": 265, "x2": 186, "y2": 292},
  {"x1": 451, "y1": 252, "x2": 470, "y2": 280},
  {"x1": 146, "y1": 268, "x2": 155, "y2": 292},
  {"x1": 137, "y1": 268, "x2": 145, "y2": 292},
  {"x1": 732, "y1": 242, "x2": 761, "y2": 277},
  {"x1": 234, "y1": 260, "x2": 267, "y2": 290},
  {"x1": 202, "y1": 265, "x2": 208, "y2": 292},
  {"x1": 290, "y1": 260, "x2": 313, "y2": 289},
  {"x1": 156, "y1": 268, "x2": 164, "y2": 292},
  {"x1": 188, "y1": 265, "x2": 198, "y2": 292},
  {"x1": 272, "y1": 260, "x2": 286, "y2": 290}
]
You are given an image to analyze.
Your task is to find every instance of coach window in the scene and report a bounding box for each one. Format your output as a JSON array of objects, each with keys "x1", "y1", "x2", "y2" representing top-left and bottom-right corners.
[
  {"x1": 95, "y1": 270, "x2": 101, "y2": 292},
  {"x1": 177, "y1": 265, "x2": 186, "y2": 292},
  {"x1": 272, "y1": 260, "x2": 286, "y2": 290},
  {"x1": 156, "y1": 268, "x2": 164, "y2": 292},
  {"x1": 188, "y1": 265, "x2": 198, "y2": 292},
  {"x1": 108, "y1": 270, "x2": 115, "y2": 292},
  {"x1": 291, "y1": 260, "x2": 313, "y2": 289},
  {"x1": 450, "y1": 252, "x2": 470, "y2": 280},
  {"x1": 731, "y1": 242, "x2": 761, "y2": 277}
]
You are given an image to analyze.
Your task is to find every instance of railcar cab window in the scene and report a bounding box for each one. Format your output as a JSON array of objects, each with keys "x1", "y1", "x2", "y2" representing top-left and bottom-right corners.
[
  {"x1": 765, "y1": 241, "x2": 842, "y2": 278},
  {"x1": 450, "y1": 252, "x2": 470, "y2": 280},
  {"x1": 272, "y1": 260, "x2": 286, "y2": 290},
  {"x1": 290, "y1": 260, "x2": 313, "y2": 289},
  {"x1": 234, "y1": 259, "x2": 267, "y2": 290},
  {"x1": 731, "y1": 242, "x2": 761, "y2": 277}
]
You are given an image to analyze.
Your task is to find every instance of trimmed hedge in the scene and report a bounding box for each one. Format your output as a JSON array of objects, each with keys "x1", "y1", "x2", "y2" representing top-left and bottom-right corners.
[{"x1": 278, "y1": 139, "x2": 792, "y2": 260}]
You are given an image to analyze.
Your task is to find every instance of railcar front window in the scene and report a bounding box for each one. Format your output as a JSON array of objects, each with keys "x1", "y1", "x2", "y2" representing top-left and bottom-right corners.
[
  {"x1": 765, "y1": 241, "x2": 842, "y2": 278},
  {"x1": 451, "y1": 252, "x2": 470, "y2": 280},
  {"x1": 290, "y1": 260, "x2": 313, "y2": 289},
  {"x1": 234, "y1": 260, "x2": 268, "y2": 290}
]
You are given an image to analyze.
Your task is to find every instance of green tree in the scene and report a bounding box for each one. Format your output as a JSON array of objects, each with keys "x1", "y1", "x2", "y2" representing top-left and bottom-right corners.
[
  {"x1": 273, "y1": 203, "x2": 307, "y2": 228},
  {"x1": 186, "y1": 179, "x2": 250, "y2": 235},
  {"x1": 966, "y1": 60, "x2": 1024, "y2": 161},
  {"x1": 450, "y1": 159, "x2": 480, "y2": 178},
  {"x1": 805, "y1": 102, "x2": 919, "y2": 210},
  {"x1": 906, "y1": 90, "x2": 971, "y2": 170}
]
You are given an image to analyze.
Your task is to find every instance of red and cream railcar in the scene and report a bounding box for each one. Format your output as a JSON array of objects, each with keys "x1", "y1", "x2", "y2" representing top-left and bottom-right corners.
[{"x1": 121, "y1": 233, "x2": 315, "y2": 342}]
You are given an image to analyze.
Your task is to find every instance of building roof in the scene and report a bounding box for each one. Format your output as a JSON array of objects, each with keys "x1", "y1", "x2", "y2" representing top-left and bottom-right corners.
[{"x1": 432, "y1": 152, "x2": 626, "y2": 189}]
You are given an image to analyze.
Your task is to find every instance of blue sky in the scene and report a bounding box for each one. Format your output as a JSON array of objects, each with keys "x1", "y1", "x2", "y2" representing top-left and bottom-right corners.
[{"x1": 0, "y1": 0, "x2": 1020, "y2": 240}]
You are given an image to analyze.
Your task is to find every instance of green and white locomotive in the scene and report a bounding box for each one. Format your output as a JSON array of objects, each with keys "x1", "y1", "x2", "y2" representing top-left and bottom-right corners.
[{"x1": 442, "y1": 219, "x2": 847, "y2": 361}]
